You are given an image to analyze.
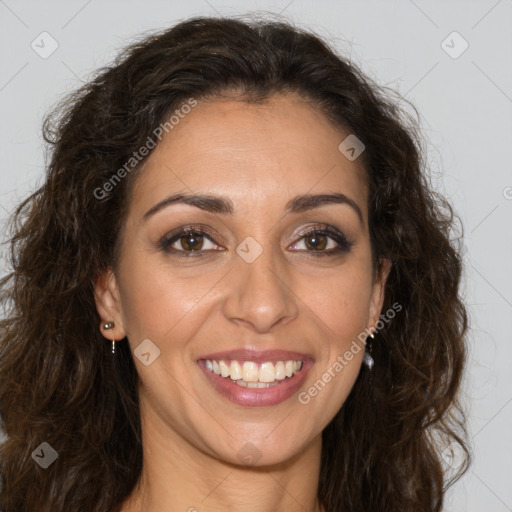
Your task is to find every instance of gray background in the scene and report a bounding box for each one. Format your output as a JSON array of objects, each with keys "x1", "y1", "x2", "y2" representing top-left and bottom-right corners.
[{"x1": 1, "y1": 0, "x2": 511, "y2": 510}]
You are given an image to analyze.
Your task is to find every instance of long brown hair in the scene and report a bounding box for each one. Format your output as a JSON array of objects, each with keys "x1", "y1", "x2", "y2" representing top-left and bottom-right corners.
[{"x1": 0, "y1": 15, "x2": 469, "y2": 511}]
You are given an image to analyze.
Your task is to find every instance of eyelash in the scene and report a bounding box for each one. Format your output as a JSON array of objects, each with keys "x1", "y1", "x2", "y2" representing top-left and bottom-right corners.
[{"x1": 158, "y1": 224, "x2": 353, "y2": 258}]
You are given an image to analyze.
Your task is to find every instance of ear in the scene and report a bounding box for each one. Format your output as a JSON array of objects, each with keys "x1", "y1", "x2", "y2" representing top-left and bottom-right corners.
[
  {"x1": 94, "y1": 267, "x2": 127, "y2": 341},
  {"x1": 368, "y1": 258, "x2": 392, "y2": 330}
]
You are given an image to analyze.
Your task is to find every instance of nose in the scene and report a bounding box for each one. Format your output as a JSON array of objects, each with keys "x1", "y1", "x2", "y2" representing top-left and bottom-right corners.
[{"x1": 222, "y1": 240, "x2": 299, "y2": 334}]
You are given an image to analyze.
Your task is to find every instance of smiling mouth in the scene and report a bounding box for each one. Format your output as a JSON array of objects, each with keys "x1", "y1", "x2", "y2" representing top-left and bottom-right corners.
[{"x1": 202, "y1": 359, "x2": 304, "y2": 388}]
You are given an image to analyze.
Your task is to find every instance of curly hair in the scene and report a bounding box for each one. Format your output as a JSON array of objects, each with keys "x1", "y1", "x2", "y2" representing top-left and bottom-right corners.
[{"x1": 0, "y1": 15, "x2": 469, "y2": 512}]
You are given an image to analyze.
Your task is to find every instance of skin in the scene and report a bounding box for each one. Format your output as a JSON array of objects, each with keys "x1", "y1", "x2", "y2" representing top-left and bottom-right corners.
[{"x1": 95, "y1": 92, "x2": 390, "y2": 512}]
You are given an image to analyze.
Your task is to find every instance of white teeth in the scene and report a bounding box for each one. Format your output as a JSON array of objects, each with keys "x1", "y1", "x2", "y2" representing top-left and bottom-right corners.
[
  {"x1": 242, "y1": 361, "x2": 259, "y2": 382},
  {"x1": 203, "y1": 358, "x2": 304, "y2": 384},
  {"x1": 259, "y1": 362, "x2": 276, "y2": 383},
  {"x1": 275, "y1": 361, "x2": 286, "y2": 380},
  {"x1": 237, "y1": 381, "x2": 276, "y2": 388},
  {"x1": 230, "y1": 361, "x2": 242, "y2": 380},
  {"x1": 219, "y1": 360, "x2": 230, "y2": 378}
]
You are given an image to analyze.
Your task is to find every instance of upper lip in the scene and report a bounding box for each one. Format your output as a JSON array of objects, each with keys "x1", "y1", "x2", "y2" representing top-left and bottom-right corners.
[{"x1": 198, "y1": 348, "x2": 313, "y2": 364}]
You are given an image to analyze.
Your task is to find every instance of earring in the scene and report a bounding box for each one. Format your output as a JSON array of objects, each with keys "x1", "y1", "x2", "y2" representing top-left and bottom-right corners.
[
  {"x1": 363, "y1": 331, "x2": 375, "y2": 370},
  {"x1": 103, "y1": 321, "x2": 116, "y2": 355}
]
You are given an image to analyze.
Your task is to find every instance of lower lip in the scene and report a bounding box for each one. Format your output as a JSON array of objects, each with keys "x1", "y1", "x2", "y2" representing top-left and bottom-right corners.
[{"x1": 198, "y1": 360, "x2": 312, "y2": 407}]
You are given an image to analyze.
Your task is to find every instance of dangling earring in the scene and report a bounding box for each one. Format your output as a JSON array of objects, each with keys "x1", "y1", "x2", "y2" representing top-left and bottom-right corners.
[
  {"x1": 363, "y1": 331, "x2": 375, "y2": 370},
  {"x1": 103, "y1": 321, "x2": 116, "y2": 355}
]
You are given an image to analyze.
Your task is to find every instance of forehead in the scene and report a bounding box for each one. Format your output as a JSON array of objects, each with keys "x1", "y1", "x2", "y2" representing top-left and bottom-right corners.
[{"x1": 130, "y1": 93, "x2": 368, "y2": 218}]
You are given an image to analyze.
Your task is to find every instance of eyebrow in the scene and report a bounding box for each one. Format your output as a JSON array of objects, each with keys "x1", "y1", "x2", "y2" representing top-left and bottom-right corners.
[{"x1": 142, "y1": 192, "x2": 364, "y2": 224}]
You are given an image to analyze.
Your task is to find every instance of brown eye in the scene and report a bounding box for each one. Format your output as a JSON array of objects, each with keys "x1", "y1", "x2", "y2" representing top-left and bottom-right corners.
[
  {"x1": 159, "y1": 227, "x2": 220, "y2": 256},
  {"x1": 179, "y1": 232, "x2": 205, "y2": 251},
  {"x1": 303, "y1": 232, "x2": 328, "y2": 251},
  {"x1": 289, "y1": 226, "x2": 353, "y2": 256}
]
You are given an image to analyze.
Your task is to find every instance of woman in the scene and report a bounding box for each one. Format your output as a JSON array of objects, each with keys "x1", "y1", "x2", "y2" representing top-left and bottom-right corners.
[{"x1": 0, "y1": 15, "x2": 469, "y2": 512}]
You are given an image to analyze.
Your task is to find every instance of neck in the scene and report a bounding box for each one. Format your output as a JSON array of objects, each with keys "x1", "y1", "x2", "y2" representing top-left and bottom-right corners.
[{"x1": 121, "y1": 403, "x2": 324, "y2": 512}]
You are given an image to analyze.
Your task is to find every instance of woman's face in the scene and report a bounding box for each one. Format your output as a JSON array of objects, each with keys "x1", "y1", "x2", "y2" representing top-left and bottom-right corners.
[{"x1": 96, "y1": 92, "x2": 388, "y2": 466}]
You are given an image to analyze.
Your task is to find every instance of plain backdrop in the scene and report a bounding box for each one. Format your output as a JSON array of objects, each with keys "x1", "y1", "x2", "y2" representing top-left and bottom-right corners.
[{"x1": 1, "y1": 1, "x2": 511, "y2": 510}]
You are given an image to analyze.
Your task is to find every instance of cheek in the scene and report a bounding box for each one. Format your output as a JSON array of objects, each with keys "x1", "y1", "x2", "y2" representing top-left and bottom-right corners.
[
  {"x1": 297, "y1": 266, "x2": 372, "y2": 416},
  {"x1": 116, "y1": 253, "x2": 182, "y2": 340},
  {"x1": 116, "y1": 248, "x2": 223, "y2": 351},
  {"x1": 305, "y1": 262, "x2": 374, "y2": 342}
]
